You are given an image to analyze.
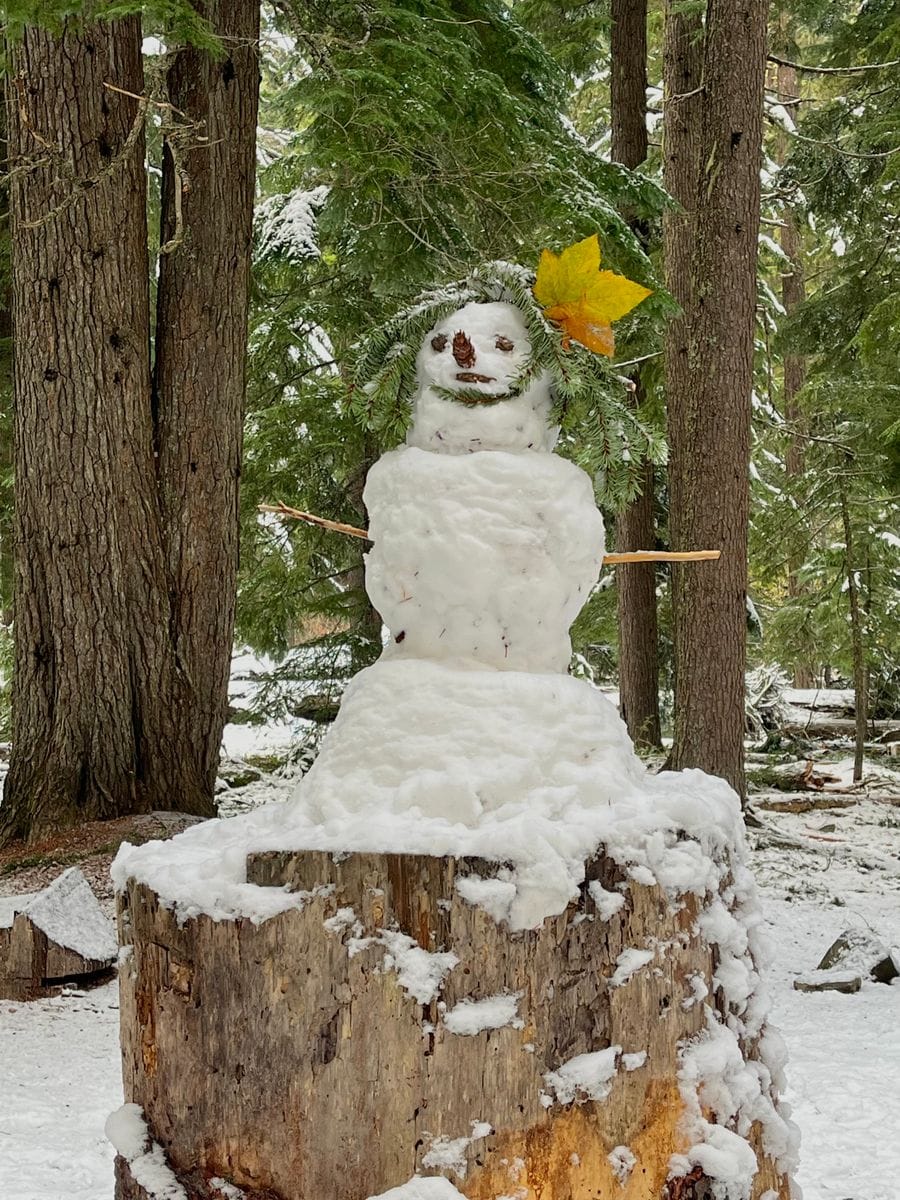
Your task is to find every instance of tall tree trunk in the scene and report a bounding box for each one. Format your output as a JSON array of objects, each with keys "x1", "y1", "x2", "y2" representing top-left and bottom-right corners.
[
  {"x1": 153, "y1": 0, "x2": 261, "y2": 799},
  {"x1": 0, "y1": 81, "x2": 13, "y2": 622},
  {"x1": 776, "y1": 58, "x2": 814, "y2": 688},
  {"x1": 3, "y1": 18, "x2": 211, "y2": 842},
  {"x1": 663, "y1": 0, "x2": 769, "y2": 798},
  {"x1": 838, "y1": 468, "x2": 867, "y2": 783},
  {"x1": 611, "y1": 0, "x2": 662, "y2": 750}
]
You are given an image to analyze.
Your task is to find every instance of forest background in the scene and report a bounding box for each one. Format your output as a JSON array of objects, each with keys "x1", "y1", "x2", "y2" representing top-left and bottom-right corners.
[{"x1": 0, "y1": 0, "x2": 898, "y2": 844}]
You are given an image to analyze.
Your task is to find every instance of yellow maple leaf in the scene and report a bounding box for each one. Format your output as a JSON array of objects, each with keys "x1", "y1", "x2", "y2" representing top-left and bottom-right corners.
[{"x1": 534, "y1": 234, "x2": 651, "y2": 356}]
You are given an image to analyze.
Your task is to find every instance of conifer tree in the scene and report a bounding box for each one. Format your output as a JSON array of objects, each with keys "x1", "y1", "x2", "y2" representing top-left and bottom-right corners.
[{"x1": 2, "y1": 2, "x2": 259, "y2": 842}]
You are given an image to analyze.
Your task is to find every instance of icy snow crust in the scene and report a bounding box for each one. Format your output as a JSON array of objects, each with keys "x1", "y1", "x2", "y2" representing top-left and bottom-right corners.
[{"x1": 114, "y1": 301, "x2": 797, "y2": 1197}]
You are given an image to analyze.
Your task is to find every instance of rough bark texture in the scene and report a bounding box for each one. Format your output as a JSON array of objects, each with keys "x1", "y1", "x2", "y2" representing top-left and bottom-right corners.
[
  {"x1": 153, "y1": 0, "x2": 261, "y2": 798},
  {"x1": 3, "y1": 6, "x2": 260, "y2": 843},
  {"x1": 611, "y1": 0, "x2": 662, "y2": 750},
  {"x1": 663, "y1": 0, "x2": 769, "y2": 797},
  {"x1": 0, "y1": 82, "x2": 13, "y2": 620},
  {"x1": 115, "y1": 850, "x2": 791, "y2": 1200},
  {"x1": 3, "y1": 18, "x2": 210, "y2": 842}
]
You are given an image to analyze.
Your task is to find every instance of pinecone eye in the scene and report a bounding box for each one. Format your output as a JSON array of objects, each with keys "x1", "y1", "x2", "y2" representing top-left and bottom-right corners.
[
  {"x1": 495, "y1": 336, "x2": 515, "y2": 352},
  {"x1": 431, "y1": 334, "x2": 448, "y2": 352}
]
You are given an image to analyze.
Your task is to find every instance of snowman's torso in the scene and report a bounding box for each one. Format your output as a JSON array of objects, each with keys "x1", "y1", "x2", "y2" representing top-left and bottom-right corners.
[{"x1": 365, "y1": 446, "x2": 605, "y2": 673}]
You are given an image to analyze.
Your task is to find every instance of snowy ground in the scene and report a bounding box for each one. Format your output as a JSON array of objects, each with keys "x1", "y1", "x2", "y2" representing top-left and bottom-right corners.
[{"x1": 1, "y1": 775, "x2": 898, "y2": 1199}]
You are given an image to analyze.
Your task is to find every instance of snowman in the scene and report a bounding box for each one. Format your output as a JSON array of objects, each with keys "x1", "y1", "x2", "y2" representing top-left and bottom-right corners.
[
  {"x1": 364, "y1": 298, "x2": 606, "y2": 675},
  {"x1": 287, "y1": 245, "x2": 659, "y2": 869}
]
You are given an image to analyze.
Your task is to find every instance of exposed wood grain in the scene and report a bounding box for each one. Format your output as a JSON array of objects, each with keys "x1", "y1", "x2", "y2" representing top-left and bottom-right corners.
[{"x1": 115, "y1": 849, "x2": 791, "y2": 1199}]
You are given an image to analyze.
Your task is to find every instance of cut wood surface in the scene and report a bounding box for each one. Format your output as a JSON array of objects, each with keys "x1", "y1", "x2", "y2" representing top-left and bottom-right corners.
[
  {"x1": 259, "y1": 502, "x2": 721, "y2": 566},
  {"x1": 115, "y1": 849, "x2": 790, "y2": 1200}
]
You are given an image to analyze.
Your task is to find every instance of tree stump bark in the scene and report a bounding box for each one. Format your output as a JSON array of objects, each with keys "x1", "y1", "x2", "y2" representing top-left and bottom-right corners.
[{"x1": 114, "y1": 849, "x2": 792, "y2": 1200}]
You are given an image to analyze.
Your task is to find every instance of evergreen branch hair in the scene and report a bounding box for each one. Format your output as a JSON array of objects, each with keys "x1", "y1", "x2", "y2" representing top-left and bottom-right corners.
[{"x1": 351, "y1": 259, "x2": 665, "y2": 509}]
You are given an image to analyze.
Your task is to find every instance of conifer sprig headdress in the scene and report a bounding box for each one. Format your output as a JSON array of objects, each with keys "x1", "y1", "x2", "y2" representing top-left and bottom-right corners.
[{"x1": 351, "y1": 243, "x2": 663, "y2": 508}]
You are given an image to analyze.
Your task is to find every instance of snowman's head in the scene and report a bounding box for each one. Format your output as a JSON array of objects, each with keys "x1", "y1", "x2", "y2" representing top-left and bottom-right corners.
[{"x1": 416, "y1": 301, "x2": 531, "y2": 403}]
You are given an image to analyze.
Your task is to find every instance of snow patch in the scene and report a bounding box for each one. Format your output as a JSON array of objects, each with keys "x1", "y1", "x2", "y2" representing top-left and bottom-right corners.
[
  {"x1": 455, "y1": 873, "x2": 517, "y2": 924},
  {"x1": 608, "y1": 1145, "x2": 636, "y2": 1184},
  {"x1": 367, "y1": 1180, "x2": 466, "y2": 1200},
  {"x1": 587, "y1": 881, "x2": 626, "y2": 920},
  {"x1": 379, "y1": 931, "x2": 458, "y2": 1005},
  {"x1": 442, "y1": 992, "x2": 523, "y2": 1035},
  {"x1": 105, "y1": 1104, "x2": 186, "y2": 1200},
  {"x1": 256, "y1": 185, "x2": 329, "y2": 261},
  {"x1": 543, "y1": 1046, "x2": 621, "y2": 1105},
  {"x1": 421, "y1": 1121, "x2": 492, "y2": 1177},
  {"x1": 209, "y1": 1179, "x2": 246, "y2": 1200},
  {"x1": 610, "y1": 948, "x2": 654, "y2": 987}
]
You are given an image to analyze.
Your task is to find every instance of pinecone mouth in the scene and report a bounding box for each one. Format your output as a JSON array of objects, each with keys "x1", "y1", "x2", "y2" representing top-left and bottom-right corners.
[{"x1": 454, "y1": 372, "x2": 495, "y2": 384}]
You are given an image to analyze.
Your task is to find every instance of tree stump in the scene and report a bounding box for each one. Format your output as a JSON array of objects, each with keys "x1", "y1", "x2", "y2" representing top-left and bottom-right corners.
[
  {"x1": 113, "y1": 848, "x2": 793, "y2": 1200},
  {"x1": 0, "y1": 868, "x2": 117, "y2": 1000}
]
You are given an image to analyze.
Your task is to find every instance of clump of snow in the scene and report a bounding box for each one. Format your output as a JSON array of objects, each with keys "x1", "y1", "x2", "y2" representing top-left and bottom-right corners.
[
  {"x1": 609, "y1": 947, "x2": 654, "y2": 988},
  {"x1": 255, "y1": 185, "x2": 329, "y2": 261},
  {"x1": 105, "y1": 1104, "x2": 186, "y2": 1200},
  {"x1": 588, "y1": 881, "x2": 626, "y2": 921},
  {"x1": 209, "y1": 1179, "x2": 246, "y2": 1200},
  {"x1": 622, "y1": 1051, "x2": 647, "y2": 1072},
  {"x1": 379, "y1": 931, "x2": 458, "y2": 1005},
  {"x1": 421, "y1": 1121, "x2": 492, "y2": 1177},
  {"x1": 442, "y1": 992, "x2": 523, "y2": 1035},
  {"x1": 608, "y1": 1145, "x2": 636, "y2": 1184},
  {"x1": 455, "y1": 872, "x2": 517, "y2": 924},
  {"x1": 368, "y1": 1178, "x2": 466, "y2": 1200},
  {"x1": 1, "y1": 868, "x2": 116, "y2": 962},
  {"x1": 323, "y1": 907, "x2": 358, "y2": 934},
  {"x1": 673, "y1": 1011, "x2": 798, "y2": 1197},
  {"x1": 543, "y1": 1046, "x2": 621, "y2": 1105}
]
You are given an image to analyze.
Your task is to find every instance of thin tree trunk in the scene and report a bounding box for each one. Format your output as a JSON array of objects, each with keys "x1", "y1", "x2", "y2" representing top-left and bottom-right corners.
[
  {"x1": 3, "y1": 18, "x2": 211, "y2": 842},
  {"x1": 153, "y1": 0, "x2": 261, "y2": 798},
  {"x1": 838, "y1": 468, "x2": 867, "y2": 783},
  {"x1": 346, "y1": 433, "x2": 387, "y2": 672},
  {"x1": 0, "y1": 82, "x2": 12, "y2": 621},
  {"x1": 775, "y1": 57, "x2": 814, "y2": 688},
  {"x1": 663, "y1": 0, "x2": 769, "y2": 798},
  {"x1": 611, "y1": 0, "x2": 662, "y2": 750}
]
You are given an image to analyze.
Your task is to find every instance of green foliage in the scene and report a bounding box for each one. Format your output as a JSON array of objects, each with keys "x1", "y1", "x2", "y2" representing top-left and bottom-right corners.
[
  {"x1": 240, "y1": 0, "x2": 671, "y2": 694},
  {"x1": 3, "y1": 0, "x2": 219, "y2": 51},
  {"x1": 352, "y1": 259, "x2": 666, "y2": 507}
]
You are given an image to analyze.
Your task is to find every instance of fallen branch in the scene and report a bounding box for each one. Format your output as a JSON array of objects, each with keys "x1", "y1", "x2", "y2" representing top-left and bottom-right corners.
[{"x1": 259, "y1": 502, "x2": 722, "y2": 565}]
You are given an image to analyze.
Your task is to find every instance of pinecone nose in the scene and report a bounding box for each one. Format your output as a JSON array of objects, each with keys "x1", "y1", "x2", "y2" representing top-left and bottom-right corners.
[{"x1": 452, "y1": 331, "x2": 476, "y2": 369}]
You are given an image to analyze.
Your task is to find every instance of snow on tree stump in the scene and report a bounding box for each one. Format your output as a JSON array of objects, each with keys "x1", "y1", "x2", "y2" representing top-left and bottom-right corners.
[
  {"x1": 112, "y1": 846, "x2": 792, "y2": 1200},
  {"x1": 0, "y1": 867, "x2": 117, "y2": 1000}
]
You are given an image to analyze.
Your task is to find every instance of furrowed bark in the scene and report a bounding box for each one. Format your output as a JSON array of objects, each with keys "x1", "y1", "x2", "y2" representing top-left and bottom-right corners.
[
  {"x1": 611, "y1": 0, "x2": 662, "y2": 751},
  {"x1": 3, "y1": 17, "x2": 210, "y2": 842},
  {"x1": 663, "y1": 0, "x2": 769, "y2": 797},
  {"x1": 153, "y1": 0, "x2": 261, "y2": 798}
]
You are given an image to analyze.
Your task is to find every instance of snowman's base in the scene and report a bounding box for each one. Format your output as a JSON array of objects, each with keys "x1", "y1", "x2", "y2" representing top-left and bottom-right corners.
[{"x1": 114, "y1": 847, "x2": 792, "y2": 1200}]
